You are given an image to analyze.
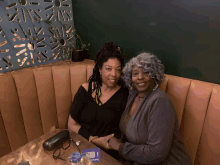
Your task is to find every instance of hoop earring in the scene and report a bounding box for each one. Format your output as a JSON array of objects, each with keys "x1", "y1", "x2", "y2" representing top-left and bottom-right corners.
[{"x1": 153, "y1": 79, "x2": 159, "y2": 91}]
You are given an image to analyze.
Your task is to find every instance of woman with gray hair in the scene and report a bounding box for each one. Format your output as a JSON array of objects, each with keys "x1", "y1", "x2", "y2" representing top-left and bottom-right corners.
[{"x1": 105, "y1": 52, "x2": 192, "y2": 164}]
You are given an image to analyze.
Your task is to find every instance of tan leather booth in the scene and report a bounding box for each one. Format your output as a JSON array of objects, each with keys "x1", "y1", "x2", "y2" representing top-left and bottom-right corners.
[{"x1": 0, "y1": 60, "x2": 220, "y2": 165}]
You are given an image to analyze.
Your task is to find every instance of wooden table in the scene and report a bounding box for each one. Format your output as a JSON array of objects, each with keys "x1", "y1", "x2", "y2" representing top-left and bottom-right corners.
[{"x1": 0, "y1": 129, "x2": 122, "y2": 165}]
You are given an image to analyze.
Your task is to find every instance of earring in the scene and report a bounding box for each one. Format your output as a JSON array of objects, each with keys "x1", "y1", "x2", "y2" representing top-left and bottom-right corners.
[
  {"x1": 130, "y1": 84, "x2": 135, "y2": 90},
  {"x1": 100, "y1": 73, "x2": 102, "y2": 78},
  {"x1": 153, "y1": 79, "x2": 159, "y2": 91}
]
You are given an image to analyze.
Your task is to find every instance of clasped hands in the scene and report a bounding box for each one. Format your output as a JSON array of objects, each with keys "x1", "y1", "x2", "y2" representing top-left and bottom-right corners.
[{"x1": 90, "y1": 134, "x2": 121, "y2": 151}]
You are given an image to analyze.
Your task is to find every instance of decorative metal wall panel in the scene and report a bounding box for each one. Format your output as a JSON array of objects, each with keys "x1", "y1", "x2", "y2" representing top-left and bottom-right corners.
[{"x1": 0, "y1": 0, "x2": 75, "y2": 73}]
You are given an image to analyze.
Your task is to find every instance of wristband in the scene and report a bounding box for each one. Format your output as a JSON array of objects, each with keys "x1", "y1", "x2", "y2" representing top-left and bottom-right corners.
[{"x1": 89, "y1": 136, "x2": 98, "y2": 142}]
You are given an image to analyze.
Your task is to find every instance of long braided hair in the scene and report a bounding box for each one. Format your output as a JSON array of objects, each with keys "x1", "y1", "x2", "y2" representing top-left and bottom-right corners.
[{"x1": 88, "y1": 41, "x2": 125, "y2": 105}]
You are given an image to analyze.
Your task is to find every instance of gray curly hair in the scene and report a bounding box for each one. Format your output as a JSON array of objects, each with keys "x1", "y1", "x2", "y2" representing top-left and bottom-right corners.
[{"x1": 123, "y1": 52, "x2": 165, "y2": 89}]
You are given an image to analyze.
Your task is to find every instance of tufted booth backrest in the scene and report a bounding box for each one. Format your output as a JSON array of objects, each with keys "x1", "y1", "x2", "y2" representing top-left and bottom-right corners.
[
  {"x1": 159, "y1": 74, "x2": 220, "y2": 165},
  {"x1": 0, "y1": 60, "x2": 220, "y2": 165},
  {"x1": 0, "y1": 60, "x2": 95, "y2": 157}
]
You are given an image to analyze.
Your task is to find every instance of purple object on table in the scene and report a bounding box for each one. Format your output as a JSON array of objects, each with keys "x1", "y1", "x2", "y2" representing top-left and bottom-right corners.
[
  {"x1": 82, "y1": 148, "x2": 101, "y2": 162},
  {"x1": 70, "y1": 151, "x2": 82, "y2": 163}
]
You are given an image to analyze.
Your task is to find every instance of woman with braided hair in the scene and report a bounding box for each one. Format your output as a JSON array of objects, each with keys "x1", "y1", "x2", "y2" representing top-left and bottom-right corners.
[{"x1": 68, "y1": 41, "x2": 129, "y2": 159}]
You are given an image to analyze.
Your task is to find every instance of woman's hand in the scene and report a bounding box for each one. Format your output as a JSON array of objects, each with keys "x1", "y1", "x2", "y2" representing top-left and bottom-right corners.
[
  {"x1": 108, "y1": 137, "x2": 121, "y2": 151},
  {"x1": 91, "y1": 134, "x2": 114, "y2": 150}
]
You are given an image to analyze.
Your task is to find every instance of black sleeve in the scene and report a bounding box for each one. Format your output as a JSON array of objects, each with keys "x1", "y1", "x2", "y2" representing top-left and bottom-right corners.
[
  {"x1": 78, "y1": 127, "x2": 92, "y2": 140},
  {"x1": 70, "y1": 86, "x2": 93, "y2": 140},
  {"x1": 70, "y1": 86, "x2": 85, "y2": 123}
]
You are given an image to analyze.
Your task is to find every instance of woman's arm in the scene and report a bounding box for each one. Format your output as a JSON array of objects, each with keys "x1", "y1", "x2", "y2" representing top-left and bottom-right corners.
[
  {"x1": 68, "y1": 114, "x2": 99, "y2": 142},
  {"x1": 108, "y1": 136, "x2": 122, "y2": 150},
  {"x1": 68, "y1": 84, "x2": 94, "y2": 140},
  {"x1": 68, "y1": 115, "x2": 97, "y2": 142},
  {"x1": 116, "y1": 96, "x2": 176, "y2": 164},
  {"x1": 68, "y1": 115, "x2": 81, "y2": 133}
]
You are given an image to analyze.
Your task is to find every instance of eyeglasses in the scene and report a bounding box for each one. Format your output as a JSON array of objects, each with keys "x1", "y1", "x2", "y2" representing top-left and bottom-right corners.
[{"x1": 52, "y1": 138, "x2": 81, "y2": 161}]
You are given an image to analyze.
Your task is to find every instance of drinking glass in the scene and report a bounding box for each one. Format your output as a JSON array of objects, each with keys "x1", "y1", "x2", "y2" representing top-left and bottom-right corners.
[{"x1": 79, "y1": 154, "x2": 93, "y2": 165}]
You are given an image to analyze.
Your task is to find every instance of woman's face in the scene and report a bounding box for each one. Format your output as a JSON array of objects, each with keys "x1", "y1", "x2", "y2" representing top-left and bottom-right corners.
[
  {"x1": 99, "y1": 58, "x2": 122, "y2": 88},
  {"x1": 131, "y1": 67, "x2": 155, "y2": 94}
]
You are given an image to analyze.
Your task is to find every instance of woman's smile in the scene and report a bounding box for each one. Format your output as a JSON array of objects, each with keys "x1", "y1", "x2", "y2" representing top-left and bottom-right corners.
[
  {"x1": 109, "y1": 79, "x2": 116, "y2": 82},
  {"x1": 137, "y1": 82, "x2": 147, "y2": 87}
]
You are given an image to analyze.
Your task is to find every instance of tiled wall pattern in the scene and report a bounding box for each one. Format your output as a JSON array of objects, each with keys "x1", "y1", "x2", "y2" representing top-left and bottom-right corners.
[{"x1": 0, "y1": 0, "x2": 75, "y2": 73}]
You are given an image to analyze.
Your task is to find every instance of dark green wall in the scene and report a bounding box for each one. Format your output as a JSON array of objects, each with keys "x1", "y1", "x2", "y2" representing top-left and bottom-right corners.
[{"x1": 72, "y1": 0, "x2": 220, "y2": 84}]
